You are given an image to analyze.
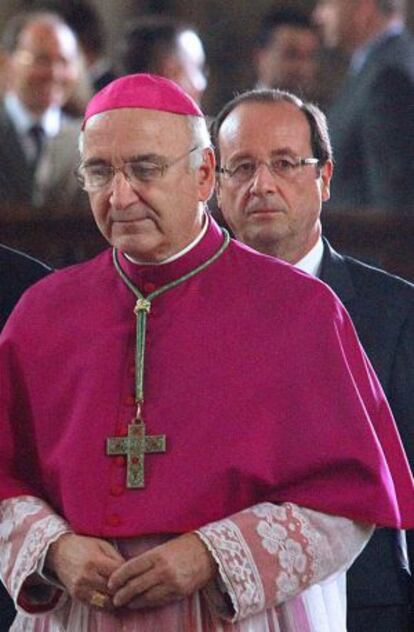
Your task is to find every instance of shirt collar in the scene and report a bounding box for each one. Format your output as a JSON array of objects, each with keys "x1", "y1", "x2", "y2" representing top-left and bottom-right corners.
[
  {"x1": 125, "y1": 211, "x2": 209, "y2": 266},
  {"x1": 4, "y1": 92, "x2": 62, "y2": 137},
  {"x1": 294, "y1": 237, "x2": 324, "y2": 277}
]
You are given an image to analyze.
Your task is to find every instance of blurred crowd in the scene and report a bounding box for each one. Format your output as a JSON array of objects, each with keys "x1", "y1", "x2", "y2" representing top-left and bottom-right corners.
[{"x1": 0, "y1": 0, "x2": 412, "y2": 260}]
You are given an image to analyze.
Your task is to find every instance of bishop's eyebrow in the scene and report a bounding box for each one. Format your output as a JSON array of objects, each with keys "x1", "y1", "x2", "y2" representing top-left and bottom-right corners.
[
  {"x1": 82, "y1": 153, "x2": 166, "y2": 168},
  {"x1": 127, "y1": 153, "x2": 167, "y2": 164},
  {"x1": 82, "y1": 158, "x2": 110, "y2": 168}
]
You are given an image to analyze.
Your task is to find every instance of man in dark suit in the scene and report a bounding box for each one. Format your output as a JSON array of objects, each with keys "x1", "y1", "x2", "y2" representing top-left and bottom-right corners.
[
  {"x1": 212, "y1": 88, "x2": 414, "y2": 631},
  {"x1": 0, "y1": 243, "x2": 51, "y2": 630},
  {"x1": 0, "y1": 11, "x2": 88, "y2": 215},
  {"x1": 253, "y1": 8, "x2": 320, "y2": 102},
  {"x1": 313, "y1": 0, "x2": 414, "y2": 212}
]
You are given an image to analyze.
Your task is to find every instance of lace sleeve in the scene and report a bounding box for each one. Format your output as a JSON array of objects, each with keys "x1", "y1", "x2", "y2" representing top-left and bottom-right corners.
[
  {"x1": 0, "y1": 495, "x2": 72, "y2": 615},
  {"x1": 196, "y1": 502, "x2": 373, "y2": 622}
]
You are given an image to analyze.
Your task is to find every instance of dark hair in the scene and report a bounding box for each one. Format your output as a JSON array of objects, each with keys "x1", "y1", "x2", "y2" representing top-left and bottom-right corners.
[
  {"x1": 62, "y1": 3, "x2": 106, "y2": 55},
  {"x1": 256, "y1": 8, "x2": 315, "y2": 49},
  {"x1": 376, "y1": 0, "x2": 405, "y2": 14},
  {"x1": 117, "y1": 16, "x2": 190, "y2": 75},
  {"x1": 211, "y1": 89, "x2": 332, "y2": 168},
  {"x1": 4, "y1": 1, "x2": 106, "y2": 55}
]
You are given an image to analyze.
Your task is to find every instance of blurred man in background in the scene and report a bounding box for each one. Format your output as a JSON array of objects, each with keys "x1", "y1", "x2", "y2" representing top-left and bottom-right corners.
[
  {"x1": 117, "y1": 16, "x2": 208, "y2": 105},
  {"x1": 254, "y1": 8, "x2": 320, "y2": 101},
  {"x1": 313, "y1": 0, "x2": 414, "y2": 212},
  {"x1": 0, "y1": 11, "x2": 88, "y2": 214}
]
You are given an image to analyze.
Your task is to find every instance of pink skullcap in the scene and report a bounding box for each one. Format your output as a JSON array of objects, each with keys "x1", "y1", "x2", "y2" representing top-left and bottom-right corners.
[{"x1": 82, "y1": 73, "x2": 203, "y2": 128}]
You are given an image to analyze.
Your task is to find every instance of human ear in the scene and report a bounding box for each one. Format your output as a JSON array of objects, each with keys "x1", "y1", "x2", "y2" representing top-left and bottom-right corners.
[{"x1": 197, "y1": 147, "x2": 216, "y2": 202}]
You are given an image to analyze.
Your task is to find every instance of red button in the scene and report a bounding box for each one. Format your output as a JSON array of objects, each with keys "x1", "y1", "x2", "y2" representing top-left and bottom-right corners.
[
  {"x1": 143, "y1": 282, "x2": 156, "y2": 293},
  {"x1": 106, "y1": 514, "x2": 122, "y2": 527},
  {"x1": 124, "y1": 395, "x2": 135, "y2": 406},
  {"x1": 110, "y1": 484, "x2": 124, "y2": 496},
  {"x1": 115, "y1": 456, "x2": 125, "y2": 467}
]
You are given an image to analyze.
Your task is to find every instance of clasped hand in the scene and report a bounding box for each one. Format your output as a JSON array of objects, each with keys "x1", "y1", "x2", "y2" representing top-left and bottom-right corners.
[{"x1": 47, "y1": 532, "x2": 217, "y2": 610}]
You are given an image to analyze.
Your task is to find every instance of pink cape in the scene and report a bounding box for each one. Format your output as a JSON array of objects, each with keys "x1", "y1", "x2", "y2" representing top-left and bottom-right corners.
[{"x1": 0, "y1": 218, "x2": 413, "y2": 536}]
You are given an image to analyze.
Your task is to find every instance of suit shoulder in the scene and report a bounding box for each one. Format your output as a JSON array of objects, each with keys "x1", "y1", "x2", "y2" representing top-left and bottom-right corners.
[
  {"x1": 0, "y1": 244, "x2": 51, "y2": 279},
  {"x1": 344, "y1": 255, "x2": 414, "y2": 305},
  {"x1": 0, "y1": 245, "x2": 52, "y2": 327}
]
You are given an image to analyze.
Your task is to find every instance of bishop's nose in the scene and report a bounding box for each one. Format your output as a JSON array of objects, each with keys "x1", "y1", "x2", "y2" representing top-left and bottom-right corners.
[{"x1": 109, "y1": 170, "x2": 139, "y2": 209}]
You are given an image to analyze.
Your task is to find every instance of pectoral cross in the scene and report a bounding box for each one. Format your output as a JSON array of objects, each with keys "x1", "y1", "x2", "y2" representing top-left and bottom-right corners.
[{"x1": 106, "y1": 418, "x2": 166, "y2": 488}]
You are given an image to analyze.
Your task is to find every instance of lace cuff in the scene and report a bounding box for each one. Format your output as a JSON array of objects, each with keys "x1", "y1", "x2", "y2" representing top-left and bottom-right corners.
[
  {"x1": 0, "y1": 496, "x2": 72, "y2": 615},
  {"x1": 197, "y1": 502, "x2": 373, "y2": 622}
]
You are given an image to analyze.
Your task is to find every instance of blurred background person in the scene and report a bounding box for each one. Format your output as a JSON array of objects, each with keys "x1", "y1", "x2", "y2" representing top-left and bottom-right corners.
[
  {"x1": 0, "y1": 10, "x2": 88, "y2": 215},
  {"x1": 117, "y1": 15, "x2": 208, "y2": 106},
  {"x1": 314, "y1": 0, "x2": 414, "y2": 213},
  {"x1": 254, "y1": 8, "x2": 321, "y2": 102},
  {"x1": 55, "y1": 1, "x2": 117, "y2": 93}
]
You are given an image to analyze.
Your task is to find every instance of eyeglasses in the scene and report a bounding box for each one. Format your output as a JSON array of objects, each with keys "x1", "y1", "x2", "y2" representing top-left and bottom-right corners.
[
  {"x1": 217, "y1": 156, "x2": 320, "y2": 185},
  {"x1": 75, "y1": 146, "x2": 199, "y2": 192}
]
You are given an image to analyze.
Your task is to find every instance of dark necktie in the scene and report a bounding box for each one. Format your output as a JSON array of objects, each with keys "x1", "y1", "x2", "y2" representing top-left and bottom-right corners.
[{"x1": 28, "y1": 123, "x2": 45, "y2": 168}]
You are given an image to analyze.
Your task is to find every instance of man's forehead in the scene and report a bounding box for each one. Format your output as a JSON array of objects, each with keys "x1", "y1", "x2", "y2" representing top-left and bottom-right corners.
[
  {"x1": 18, "y1": 20, "x2": 77, "y2": 54},
  {"x1": 219, "y1": 101, "x2": 310, "y2": 148},
  {"x1": 271, "y1": 25, "x2": 318, "y2": 48},
  {"x1": 83, "y1": 107, "x2": 190, "y2": 155}
]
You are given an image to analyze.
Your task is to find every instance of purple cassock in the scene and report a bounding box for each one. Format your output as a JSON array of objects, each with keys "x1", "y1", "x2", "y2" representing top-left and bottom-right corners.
[{"x1": 0, "y1": 217, "x2": 413, "y2": 536}]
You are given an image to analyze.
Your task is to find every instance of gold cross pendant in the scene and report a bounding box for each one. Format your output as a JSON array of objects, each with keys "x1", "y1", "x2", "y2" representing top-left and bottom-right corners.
[{"x1": 106, "y1": 419, "x2": 166, "y2": 488}]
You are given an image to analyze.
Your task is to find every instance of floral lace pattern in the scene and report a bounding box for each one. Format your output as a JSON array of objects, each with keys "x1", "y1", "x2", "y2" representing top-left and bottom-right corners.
[
  {"x1": 0, "y1": 496, "x2": 71, "y2": 613},
  {"x1": 252, "y1": 503, "x2": 314, "y2": 603},
  {"x1": 0, "y1": 498, "x2": 44, "y2": 571},
  {"x1": 198, "y1": 519, "x2": 265, "y2": 621},
  {"x1": 198, "y1": 502, "x2": 372, "y2": 623},
  {"x1": 0, "y1": 497, "x2": 372, "y2": 631}
]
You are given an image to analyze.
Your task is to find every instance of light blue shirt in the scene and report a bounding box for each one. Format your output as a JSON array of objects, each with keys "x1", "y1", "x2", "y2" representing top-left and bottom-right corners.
[{"x1": 350, "y1": 20, "x2": 404, "y2": 75}]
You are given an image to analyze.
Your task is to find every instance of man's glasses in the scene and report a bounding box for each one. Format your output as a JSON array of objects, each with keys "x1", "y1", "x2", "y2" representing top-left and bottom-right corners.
[
  {"x1": 75, "y1": 146, "x2": 199, "y2": 192},
  {"x1": 217, "y1": 156, "x2": 320, "y2": 185}
]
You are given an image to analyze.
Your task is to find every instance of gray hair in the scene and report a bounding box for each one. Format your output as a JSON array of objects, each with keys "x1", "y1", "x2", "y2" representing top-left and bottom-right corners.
[
  {"x1": 186, "y1": 115, "x2": 211, "y2": 169},
  {"x1": 79, "y1": 112, "x2": 211, "y2": 171}
]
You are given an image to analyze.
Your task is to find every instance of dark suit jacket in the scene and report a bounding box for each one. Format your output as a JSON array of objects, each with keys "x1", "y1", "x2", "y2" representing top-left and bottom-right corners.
[
  {"x1": 327, "y1": 30, "x2": 414, "y2": 212},
  {"x1": 0, "y1": 244, "x2": 52, "y2": 330},
  {"x1": 0, "y1": 244, "x2": 51, "y2": 631},
  {"x1": 0, "y1": 101, "x2": 89, "y2": 215},
  {"x1": 320, "y1": 239, "x2": 414, "y2": 624}
]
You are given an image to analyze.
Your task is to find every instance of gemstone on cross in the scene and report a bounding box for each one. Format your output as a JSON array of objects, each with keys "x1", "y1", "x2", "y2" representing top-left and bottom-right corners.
[{"x1": 106, "y1": 419, "x2": 166, "y2": 488}]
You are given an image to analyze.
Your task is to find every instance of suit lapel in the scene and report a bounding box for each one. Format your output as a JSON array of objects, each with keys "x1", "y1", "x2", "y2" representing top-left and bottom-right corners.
[
  {"x1": 319, "y1": 238, "x2": 356, "y2": 307},
  {"x1": 0, "y1": 105, "x2": 35, "y2": 196}
]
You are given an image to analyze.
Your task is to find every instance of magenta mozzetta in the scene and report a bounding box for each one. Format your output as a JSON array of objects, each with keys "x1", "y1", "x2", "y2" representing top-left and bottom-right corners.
[{"x1": 0, "y1": 218, "x2": 413, "y2": 535}]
